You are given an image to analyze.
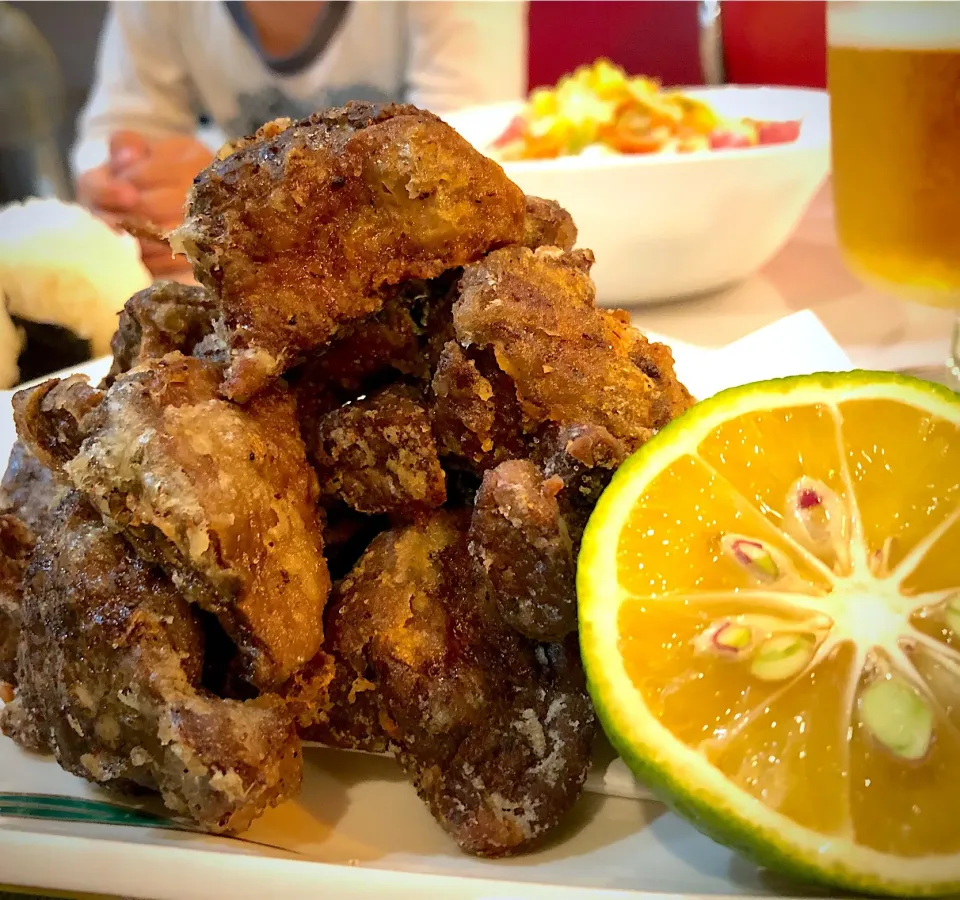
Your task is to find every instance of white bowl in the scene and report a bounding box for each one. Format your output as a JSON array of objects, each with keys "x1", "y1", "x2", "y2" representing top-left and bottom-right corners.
[{"x1": 445, "y1": 87, "x2": 830, "y2": 306}]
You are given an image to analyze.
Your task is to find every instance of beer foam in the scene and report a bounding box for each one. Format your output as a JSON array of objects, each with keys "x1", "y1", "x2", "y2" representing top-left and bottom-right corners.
[{"x1": 829, "y1": 1, "x2": 960, "y2": 50}]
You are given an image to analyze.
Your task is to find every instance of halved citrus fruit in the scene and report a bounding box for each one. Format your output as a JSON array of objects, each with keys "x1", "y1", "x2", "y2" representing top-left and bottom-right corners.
[{"x1": 578, "y1": 371, "x2": 960, "y2": 896}]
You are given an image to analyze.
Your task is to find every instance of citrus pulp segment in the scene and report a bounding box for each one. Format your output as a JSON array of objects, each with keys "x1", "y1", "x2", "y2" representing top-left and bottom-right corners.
[{"x1": 578, "y1": 372, "x2": 960, "y2": 896}]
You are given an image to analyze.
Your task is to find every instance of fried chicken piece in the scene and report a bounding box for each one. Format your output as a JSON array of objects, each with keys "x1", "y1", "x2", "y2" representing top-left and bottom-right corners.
[
  {"x1": 468, "y1": 460, "x2": 575, "y2": 641},
  {"x1": 454, "y1": 246, "x2": 694, "y2": 450},
  {"x1": 413, "y1": 198, "x2": 575, "y2": 457},
  {"x1": 442, "y1": 248, "x2": 656, "y2": 643},
  {"x1": 522, "y1": 196, "x2": 577, "y2": 252},
  {"x1": 290, "y1": 273, "x2": 458, "y2": 444},
  {"x1": 13, "y1": 354, "x2": 330, "y2": 690},
  {"x1": 293, "y1": 279, "x2": 431, "y2": 400},
  {"x1": 330, "y1": 511, "x2": 594, "y2": 856},
  {"x1": 466, "y1": 426, "x2": 627, "y2": 643},
  {"x1": 308, "y1": 385, "x2": 446, "y2": 516},
  {"x1": 415, "y1": 635, "x2": 591, "y2": 856},
  {"x1": 0, "y1": 440, "x2": 70, "y2": 534},
  {"x1": 538, "y1": 423, "x2": 627, "y2": 538},
  {"x1": 1, "y1": 495, "x2": 300, "y2": 833},
  {"x1": 173, "y1": 102, "x2": 525, "y2": 401},
  {"x1": 298, "y1": 606, "x2": 390, "y2": 754},
  {"x1": 0, "y1": 514, "x2": 33, "y2": 685},
  {"x1": 0, "y1": 442, "x2": 58, "y2": 690},
  {"x1": 12, "y1": 376, "x2": 104, "y2": 474},
  {"x1": 107, "y1": 281, "x2": 219, "y2": 384},
  {"x1": 430, "y1": 342, "x2": 528, "y2": 472}
]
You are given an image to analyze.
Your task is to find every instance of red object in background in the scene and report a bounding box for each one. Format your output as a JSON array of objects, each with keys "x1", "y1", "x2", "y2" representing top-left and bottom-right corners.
[
  {"x1": 721, "y1": 1, "x2": 827, "y2": 89},
  {"x1": 527, "y1": 1, "x2": 702, "y2": 89}
]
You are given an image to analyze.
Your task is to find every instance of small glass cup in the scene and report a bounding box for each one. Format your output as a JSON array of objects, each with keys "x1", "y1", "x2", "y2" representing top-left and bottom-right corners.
[{"x1": 827, "y1": 0, "x2": 960, "y2": 389}]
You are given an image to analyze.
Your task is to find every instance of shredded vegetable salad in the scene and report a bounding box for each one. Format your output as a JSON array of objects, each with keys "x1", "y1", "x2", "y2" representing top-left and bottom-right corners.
[{"x1": 492, "y1": 59, "x2": 801, "y2": 161}]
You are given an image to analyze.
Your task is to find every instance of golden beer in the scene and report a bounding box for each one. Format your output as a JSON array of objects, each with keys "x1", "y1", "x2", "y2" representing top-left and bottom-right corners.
[{"x1": 828, "y1": 1, "x2": 960, "y2": 308}]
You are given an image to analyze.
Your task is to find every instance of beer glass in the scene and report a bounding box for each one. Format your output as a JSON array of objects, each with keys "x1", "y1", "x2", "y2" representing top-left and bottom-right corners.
[{"x1": 828, "y1": 1, "x2": 960, "y2": 388}]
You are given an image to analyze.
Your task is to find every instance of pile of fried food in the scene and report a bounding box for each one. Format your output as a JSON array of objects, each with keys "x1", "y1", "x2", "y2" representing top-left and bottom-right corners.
[{"x1": 0, "y1": 103, "x2": 692, "y2": 856}]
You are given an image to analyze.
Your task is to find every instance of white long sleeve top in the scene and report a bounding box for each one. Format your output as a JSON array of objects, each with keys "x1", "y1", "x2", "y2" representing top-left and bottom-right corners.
[{"x1": 73, "y1": 0, "x2": 527, "y2": 174}]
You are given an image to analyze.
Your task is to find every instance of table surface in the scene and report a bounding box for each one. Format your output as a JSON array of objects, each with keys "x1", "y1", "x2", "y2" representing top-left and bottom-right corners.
[
  {"x1": 2, "y1": 185, "x2": 956, "y2": 900},
  {"x1": 631, "y1": 182, "x2": 956, "y2": 374}
]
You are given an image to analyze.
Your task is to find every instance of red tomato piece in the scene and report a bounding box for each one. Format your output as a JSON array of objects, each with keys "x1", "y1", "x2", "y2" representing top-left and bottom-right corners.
[
  {"x1": 708, "y1": 129, "x2": 754, "y2": 150},
  {"x1": 492, "y1": 114, "x2": 527, "y2": 149},
  {"x1": 756, "y1": 120, "x2": 802, "y2": 145},
  {"x1": 607, "y1": 132, "x2": 662, "y2": 154},
  {"x1": 605, "y1": 115, "x2": 667, "y2": 154}
]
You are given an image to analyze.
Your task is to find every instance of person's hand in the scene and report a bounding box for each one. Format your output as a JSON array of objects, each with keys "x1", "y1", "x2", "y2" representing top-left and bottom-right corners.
[
  {"x1": 76, "y1": 131, "x2": 214, "y2": 277},
  {"x1": 75, "y1": 131, "x2": 148, "y2": 221},
  {"x1": 115, "y1": 132, "x2": 213, "y2": 276}
]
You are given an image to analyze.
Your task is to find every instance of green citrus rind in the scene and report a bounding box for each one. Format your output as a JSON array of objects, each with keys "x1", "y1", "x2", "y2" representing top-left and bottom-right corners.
[{"x1": 578, "y1": 370, "x2": 960, "y2": 897}]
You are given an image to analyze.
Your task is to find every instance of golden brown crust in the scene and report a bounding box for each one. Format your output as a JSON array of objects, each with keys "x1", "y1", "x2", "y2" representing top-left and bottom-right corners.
[
  {"x1": 522, "y1": 196, "x2": 577, "y2": 252},
  {"x1": 329, "y1": 512, "x2": 594, "y2": 856},
  {"x1": 107, "y1": 281, "x2": 220, "y2": 384},
  {"x1": 430, "y1": 342, "x2": 528, "y2": 471},
  {"x1": 309, "y1": 385, "x2": 446, "y2": 516},
  {"x1": 454, "y1": 245, "x2": 694, "y2": 449},
  {"x1": 14, "y1": 355, "x2": 330, "y2": 690},
  {"x1": 0, "y1": 513, "x2": 33, "y2": 685},
  {"x1": 468, "y1": 460, "x2": 576, "y2": 641},
  {"x1": 2, "y1": 496, "x2": 300, "y2": 833},
  {"x1": 173, "y1": 102, "x2": 526, "y2": 401}
]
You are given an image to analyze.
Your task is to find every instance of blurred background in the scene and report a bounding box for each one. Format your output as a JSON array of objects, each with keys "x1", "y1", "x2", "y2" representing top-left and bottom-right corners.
[
  {"x1": 0, "y1": 0, "x2": 836, "y2": 386},
  {"x1": 2, "y1": 0, "x2": 827, "y2": 206},
  {"x1": 1, "y1": 1, "x2": 108, "y2": 203}
]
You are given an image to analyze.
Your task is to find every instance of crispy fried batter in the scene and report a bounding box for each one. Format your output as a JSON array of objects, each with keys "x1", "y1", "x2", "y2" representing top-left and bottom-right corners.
[
  {"x1": 1, "y1": 495, "x2": 300, "y2": 832},
  {"x1": 309, "y1": 385, "x2": 445, "y2": 516},
  {"x1": 468, "y1": 460, "x2": 576, "y2": 641},
  {"x1": 173, "y1": 102, "x2": 525, "y2": 400},
  {"x1": 0, "y1": 101, "x2": 699, "y2": 852},
  {"x1": 13, "y1": 355, "x2": 330, "y2": 690},
  {"x1": 12, "y1": 376, "x2": 104, "y2": 473},
  {"x1": 107, "y1": 281, "x2": 219, "y2": 384},
  {"x1": 522, "y1": 196, "x2": 577, "y2": 252},
  {"x1": 290, "y1": 273, "x2": 457, "y2": 440},
  {"x1": 0, "y1": 514, "x2": 33, "y2": 685},
  {"x1": 538, "y1": 423, "x2": 627, "y2": 538},
  {"x1": 430, "y1": 342, "x2": 527, "y2": 471},
  {"x1": 465, "y1": 426, "x2": 627, "y2": 644},
  {"x1": 330, "y1": 512, "x2": 594, "y2": 855},
  {"x1": 411, "y1": 636, "x2": 591, "y2": 857},
  {"x1": 0, "y1": 440, "x2": 70, "y2": 534},
  {"x1": 294, "y1": 291, "x2": 426, "y2": 401},
  {"x1": 437, "y1": 242, "x2": 670, "y2": 647},
  {"x1": 298, "y1": 608, "x2": 390, "y2": 754},
  {"x1": 454, "y1": 246, "x2": 694, "y2": 449}
]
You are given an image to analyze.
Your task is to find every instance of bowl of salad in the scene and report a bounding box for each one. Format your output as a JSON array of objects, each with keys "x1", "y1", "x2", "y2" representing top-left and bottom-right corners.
[{"x1": 445, "y1": 60, "x2": 830, "y2": 305}]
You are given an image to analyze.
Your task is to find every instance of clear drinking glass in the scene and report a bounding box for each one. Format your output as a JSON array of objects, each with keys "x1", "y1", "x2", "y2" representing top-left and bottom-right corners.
[{"x1": 827, "y1": 0, "x2": 960, "y2": 389}]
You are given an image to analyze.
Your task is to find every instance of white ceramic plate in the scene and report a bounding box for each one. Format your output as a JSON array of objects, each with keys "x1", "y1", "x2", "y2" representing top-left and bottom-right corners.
[
  {"x1": 0, "y1": 315, "x2": 852, "y2": 899},
  {"x1": 445, "y1": 87, "x2": 830, "y2": 308}
]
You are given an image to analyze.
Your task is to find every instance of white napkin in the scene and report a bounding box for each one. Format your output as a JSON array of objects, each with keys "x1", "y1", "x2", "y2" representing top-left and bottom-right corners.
[
  {"x1": 585, "y1": 310, "x2": 854, "y2": 802},
  {"x1": 671, "y1": 308, "x2": 854, "y2": 401}
]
